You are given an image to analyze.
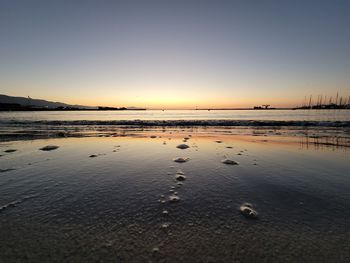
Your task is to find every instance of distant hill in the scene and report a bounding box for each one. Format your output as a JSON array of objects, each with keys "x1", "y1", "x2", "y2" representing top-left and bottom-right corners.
[{"x1": 0, "y1": 94, "x2": 95, "y2": 109}]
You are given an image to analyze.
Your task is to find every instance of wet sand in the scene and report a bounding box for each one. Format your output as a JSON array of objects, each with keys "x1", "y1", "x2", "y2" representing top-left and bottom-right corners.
[{"x1": 0, "y1": 128, "x2": 350, "y2": 262}]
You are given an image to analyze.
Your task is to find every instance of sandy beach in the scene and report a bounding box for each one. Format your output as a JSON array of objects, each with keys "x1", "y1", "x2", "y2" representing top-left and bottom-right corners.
[{"x1": 1, "y1": 125, "x2": 349, "y2": 262}]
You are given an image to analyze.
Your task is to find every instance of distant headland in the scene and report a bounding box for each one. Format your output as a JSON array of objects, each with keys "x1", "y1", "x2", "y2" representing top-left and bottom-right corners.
[{"x1": 0, "y1": 94, "x2": 146, "y2": 111}]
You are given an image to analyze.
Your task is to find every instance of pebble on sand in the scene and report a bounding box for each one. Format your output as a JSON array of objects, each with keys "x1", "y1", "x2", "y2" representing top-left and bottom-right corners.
[
  {"x1": 150, "y1": 135, "x2": 157, "y2": 138},
  {"x1": 176, "y1": 144, "x2": 190, "y2": 149},
  {"x1": 161, "y1": 222, "x2": 171, "y2": 229},
  {"x1": 169, "y1": 195, "x2": 180, "y2": 202},
  {"x1": 152, "y1": 247, "x2": 159, "y2": 253},
  {"x1": 173, "y1": 157, "x2": 189, "y2": 163},
  {"x1": 175, "y1": 174, "x2": 186, "y2": 181},
  {"x1": 221, "y1": 159, "x2": 239, "y2": 165},
  {"x1": 239, "y1": 203, "x2": 258, "y2": 219},
  {"x1": 215, "y1": 140, "x2": 223, "y2": 143},
  {"x1": 4, "y1": 149, "x2": 17, "y2": 153},
  {"x1": 40, "y1": 145, "x2": 59, "y2": 151},
  {"x1": 89, "y1": 154, "x2": 98, "y2": 158}
]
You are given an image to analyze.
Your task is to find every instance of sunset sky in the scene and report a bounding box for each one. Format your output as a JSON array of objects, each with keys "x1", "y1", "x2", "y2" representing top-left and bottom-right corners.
[{"x1": 0, "y1": 0, "x2": 349, "y2": 109}]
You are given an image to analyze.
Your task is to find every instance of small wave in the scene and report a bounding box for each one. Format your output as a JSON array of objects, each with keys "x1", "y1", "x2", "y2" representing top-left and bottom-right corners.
[{"x1": 1, "y1": 119, "x2": 350, "y2": 127}]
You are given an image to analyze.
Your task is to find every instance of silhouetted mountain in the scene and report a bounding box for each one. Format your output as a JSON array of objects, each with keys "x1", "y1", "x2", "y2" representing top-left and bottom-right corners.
[{"x1": 0, "y1": 94, "x2": 95, "y2": 109}]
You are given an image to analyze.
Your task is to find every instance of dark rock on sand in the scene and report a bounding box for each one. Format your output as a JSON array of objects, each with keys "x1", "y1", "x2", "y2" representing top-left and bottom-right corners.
[
  {"x1": 161, "y1": 222, "x2": 171, "y2": 229},
  {"x1": 176, "y1": 144, "x2": 190, "y2": 149},
  {"x1": 40, "y1": 145, "x2": 59, "y2": 151},
  {"x1": 89, "y1": 154, "x2": 98, "y2": 158},
  {"x1": 175, "y1": 171, "x2": 186, "y2": 181},
  {"x1": 239, "y1": 203, "x2": 258, "y2": 219},
  {"x1": 169, "y1": 195, "x2": 180, "y2": 202},
  {"x1": 221, "y1": 158, "x2": 239, "y2": 165},
  {"x1": 4, "y1": 149, "x2": 17, "y2": 153},
  {"x1": 152, "y1": 247, "x2": 159, "y2": 253},
  {"x1": 173, "y1": 157, "x2": 189, "y2": 163},
  {"x1": 175, "y1": 174, "x2": 186, "y2": 181}
]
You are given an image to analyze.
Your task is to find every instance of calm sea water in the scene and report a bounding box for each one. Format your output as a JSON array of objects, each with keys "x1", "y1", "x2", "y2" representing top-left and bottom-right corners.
[{"x1": 0, "y1": 109, "x2": 349, "y2": 122}]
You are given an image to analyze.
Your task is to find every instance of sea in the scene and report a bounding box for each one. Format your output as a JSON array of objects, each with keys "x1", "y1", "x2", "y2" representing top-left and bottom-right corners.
[{"x1": 0, "y1": 109, "x2": 349, "y2": 122}]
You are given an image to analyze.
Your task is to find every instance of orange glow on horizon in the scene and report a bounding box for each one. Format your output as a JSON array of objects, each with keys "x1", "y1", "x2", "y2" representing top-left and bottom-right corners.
[{"x1": 60, "y1": 96, "x2": 301, "y2": 109}]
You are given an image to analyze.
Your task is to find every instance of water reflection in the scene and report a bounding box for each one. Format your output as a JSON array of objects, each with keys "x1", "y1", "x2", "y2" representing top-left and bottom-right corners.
[
  {"x1": 300, "y1": 135, "x2": 350, "y2": 150},
  {"x1": 1, "y1": 126, "x2": 349, "y2": 152}
]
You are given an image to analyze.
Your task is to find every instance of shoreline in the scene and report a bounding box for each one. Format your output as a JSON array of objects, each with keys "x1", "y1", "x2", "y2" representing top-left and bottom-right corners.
[
  {"x1": 1, "y1": 125, "x2": 349, "y2": 149},
  {"x1": 2, "y1": 108, "x2": 350, "y2": 111},
  {"x1": 1, "y1": 119, "x2": 350, "y2": 127}
]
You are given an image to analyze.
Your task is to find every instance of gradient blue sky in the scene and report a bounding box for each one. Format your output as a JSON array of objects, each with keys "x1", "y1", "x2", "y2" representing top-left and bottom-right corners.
[{"x1": 0, "y1": 0, "x2": 349, "y2": 108}]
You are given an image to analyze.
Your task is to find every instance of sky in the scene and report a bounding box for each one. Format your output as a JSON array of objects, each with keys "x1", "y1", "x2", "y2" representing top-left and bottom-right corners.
[{"x1": 0, "y1": 0, "x2": 349, "y2": 109}]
